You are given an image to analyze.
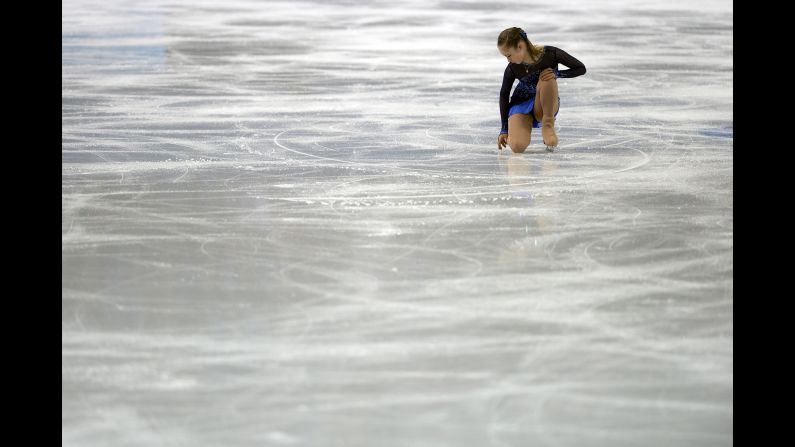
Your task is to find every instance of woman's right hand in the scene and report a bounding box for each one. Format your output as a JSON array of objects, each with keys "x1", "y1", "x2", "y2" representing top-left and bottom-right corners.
[{"x1": 497, "y1": 133, "x2": 508, "y2": 150}]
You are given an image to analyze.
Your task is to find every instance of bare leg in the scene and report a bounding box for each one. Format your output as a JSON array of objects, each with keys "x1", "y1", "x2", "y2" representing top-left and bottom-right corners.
[
  {"x1": 533, "y1": 76, "x2": 559, "y2": 147},
  {"x1": 507, "y1": 113, "x2": 533, "y2": 153}
]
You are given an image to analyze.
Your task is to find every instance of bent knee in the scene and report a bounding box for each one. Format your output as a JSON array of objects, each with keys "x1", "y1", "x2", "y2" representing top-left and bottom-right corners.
[
  {"x1": 537, "y1": 76, "x2": 558, "y2": 84},
  {"x1": 509, "y1": 142, "x2": 528, "y2": 153},
  {"x1": 508, "y1": 138, "x2": 529, "y2": 153}
]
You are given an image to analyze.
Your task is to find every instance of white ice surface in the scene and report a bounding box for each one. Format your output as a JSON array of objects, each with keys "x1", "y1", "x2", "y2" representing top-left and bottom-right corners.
[{"x1": 63, "y1": 0, "x2": 733, "y2": 445}]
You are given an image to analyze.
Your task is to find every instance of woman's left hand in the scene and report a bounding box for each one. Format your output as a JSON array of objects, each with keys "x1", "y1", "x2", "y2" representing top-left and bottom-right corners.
[{"x1": 539, "y1": 68, "x2": 556, "y2": 82}]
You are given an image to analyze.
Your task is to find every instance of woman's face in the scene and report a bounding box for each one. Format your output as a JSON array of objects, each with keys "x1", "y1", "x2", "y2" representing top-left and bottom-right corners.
[{"x1": 498, "y1": 42, "x2": 524, "y2": 64}]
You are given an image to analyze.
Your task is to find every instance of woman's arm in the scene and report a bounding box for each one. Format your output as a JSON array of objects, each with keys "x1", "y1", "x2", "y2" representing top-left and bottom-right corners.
[
  {"x1": 499, "y1": 65, "x2": 516, "y2": 135},
  {"x1": 554, "y1": 47, "x2": 586, "y2": 78}
]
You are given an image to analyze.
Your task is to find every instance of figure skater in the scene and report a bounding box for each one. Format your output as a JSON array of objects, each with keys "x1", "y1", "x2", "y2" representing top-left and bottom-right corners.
[{"x1": 497, "y1": 27, "x2": 586, "y2": 152}]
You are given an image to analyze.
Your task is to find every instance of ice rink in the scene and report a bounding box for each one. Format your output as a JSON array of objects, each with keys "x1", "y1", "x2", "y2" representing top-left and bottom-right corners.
[{"x1": 62, "y1": 0, "x2": 733, "y2": 445}]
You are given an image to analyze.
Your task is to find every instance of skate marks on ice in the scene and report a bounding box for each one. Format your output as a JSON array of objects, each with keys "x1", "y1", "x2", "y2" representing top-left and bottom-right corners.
[{"x1": 63, "y1": 1, "x2": 732, "y2": 446}]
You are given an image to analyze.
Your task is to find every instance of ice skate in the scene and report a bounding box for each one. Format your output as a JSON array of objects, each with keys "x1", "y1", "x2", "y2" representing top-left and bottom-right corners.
[{"x1": 541, "y1": 116, "x2": 558, "y2": 151}]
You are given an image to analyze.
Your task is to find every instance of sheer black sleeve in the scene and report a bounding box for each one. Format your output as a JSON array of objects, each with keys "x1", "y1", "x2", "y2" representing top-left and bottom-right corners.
[
  {"x1": 553, "y1": 46, "x2": 586, "y2": 78},
  {"x1": 499, "y1": 64, "x2": 515, "y2": 135}
]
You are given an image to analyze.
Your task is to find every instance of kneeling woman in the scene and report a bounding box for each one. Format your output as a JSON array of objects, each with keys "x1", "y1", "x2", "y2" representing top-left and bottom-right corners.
[{"x1": 497, "y1": 27, "x2": 586, "y2": 152}]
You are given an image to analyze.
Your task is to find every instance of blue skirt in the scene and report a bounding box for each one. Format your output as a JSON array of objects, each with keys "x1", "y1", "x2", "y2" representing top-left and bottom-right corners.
[{"x1": 508, "y1": 97, "x2": 560, "y2": 128}]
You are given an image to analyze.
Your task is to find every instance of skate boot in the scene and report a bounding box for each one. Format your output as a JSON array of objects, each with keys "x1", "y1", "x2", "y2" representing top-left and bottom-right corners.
[{"x1": 541, "y1": 117, "x2": 558, "y2": 152}]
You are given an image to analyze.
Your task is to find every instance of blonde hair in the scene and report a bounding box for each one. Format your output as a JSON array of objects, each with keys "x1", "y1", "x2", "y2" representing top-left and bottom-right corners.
[{"x1": 497, "y1": 27, "x2": 543, "y2": 62}]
